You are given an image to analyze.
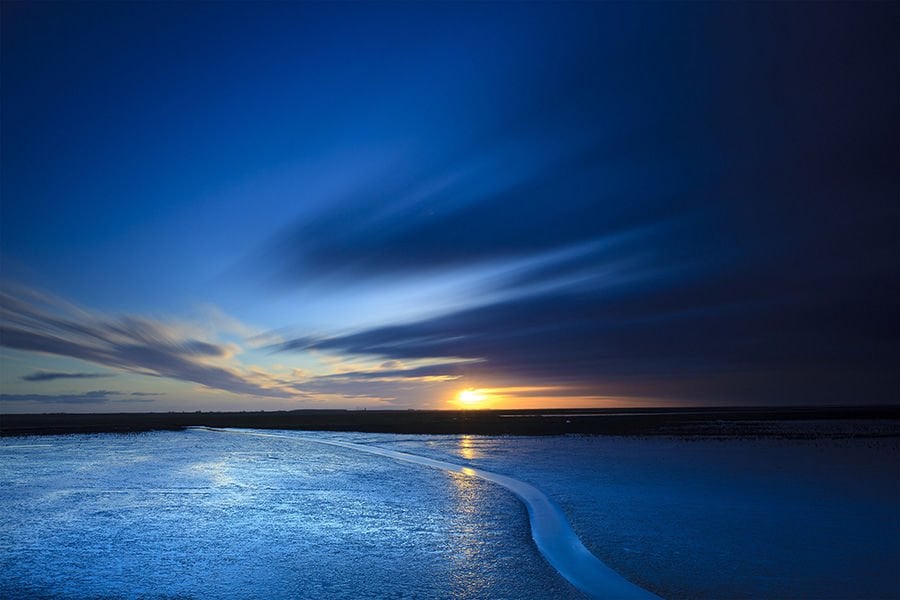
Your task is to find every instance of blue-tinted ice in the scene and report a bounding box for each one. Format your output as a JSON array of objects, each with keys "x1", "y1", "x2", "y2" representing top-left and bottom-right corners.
[
  {"x1": 2, "y1": 427, "x2": 898, "y2": 599},
  {"x1": 1, "y1": 430, "x2": 583, "y2": 599}
]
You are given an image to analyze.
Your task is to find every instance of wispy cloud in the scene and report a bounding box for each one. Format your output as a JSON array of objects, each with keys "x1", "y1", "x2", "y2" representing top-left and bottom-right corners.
[
  {"x1": 0, "y1": 283, "x2": 293, "y2": 399},
  {"x1": 21, "y1": 371, "x2": 114, "y2": 382},
  {"x1": 1, "y1": 389, "x2": 165, "y2": 405},
  {"x1": 1, "y1": 390, "x2": 117, "y2": 404},
  {"x1": 308, "y1": 361, "x2": 469, "y2": 382}
]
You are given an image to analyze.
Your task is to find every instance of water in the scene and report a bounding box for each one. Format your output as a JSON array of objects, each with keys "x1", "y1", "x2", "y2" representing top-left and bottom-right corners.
[{"x1": 2, "y1": 428, "x2": 898, "y2": 599}]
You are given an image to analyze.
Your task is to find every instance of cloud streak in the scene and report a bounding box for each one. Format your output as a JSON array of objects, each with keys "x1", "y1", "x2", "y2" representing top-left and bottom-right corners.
[
  {"x1": 1, "y1": 389, "x2": 165, "y2": 405},
  {"x1": 0, "y1": 284, "x2": 293, "y2": 399},
  {"x1": 1, "y1": 390, "x2": 117, "y2": 404}
]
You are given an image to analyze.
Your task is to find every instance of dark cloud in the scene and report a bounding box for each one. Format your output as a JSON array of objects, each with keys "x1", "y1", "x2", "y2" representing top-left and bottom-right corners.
[
  {"x1": 1, "y1": 389, "x2": 163, "y2": 405},
  {"x1": 0, "y1": 286, "x2": 291, "y2": 399},
  {"x1": 21, "y1": 371, "x2": 114, "y2": 382},
  {"x1": 183, "y1": 340, "x2": 229, "y2": 357},
  {"x1": 1, "y1": 390, "x2": 116, "y2": 404},
  {"x1": 112, "y1": 396, "x2": 158, "y2": 404}
]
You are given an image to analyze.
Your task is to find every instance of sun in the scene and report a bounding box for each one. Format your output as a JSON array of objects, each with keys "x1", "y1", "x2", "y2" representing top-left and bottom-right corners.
[{"x1": 457, "y1": 388, "x2": 487, "y2": 408}]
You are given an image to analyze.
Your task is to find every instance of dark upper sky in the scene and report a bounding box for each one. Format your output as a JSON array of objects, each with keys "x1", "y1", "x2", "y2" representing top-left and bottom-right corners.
[{"x1": 1, "y1": 2, "x2": 897, "y2": 411}]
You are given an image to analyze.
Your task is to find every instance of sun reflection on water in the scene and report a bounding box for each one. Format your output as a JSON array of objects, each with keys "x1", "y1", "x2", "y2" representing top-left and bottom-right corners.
[
  {"x1": 458, "y1": 436, "x2": 480, "y2": 461},
  {"x1": 445, "y1": 435, "x2": 496, "y2": 596},
  {"x1": 447, "y1": 468, "x2": 490, "y2": 598}
]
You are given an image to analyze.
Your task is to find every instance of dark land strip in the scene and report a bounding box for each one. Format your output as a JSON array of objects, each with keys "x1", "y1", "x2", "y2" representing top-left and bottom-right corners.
[{"x1": 2, "y1": 406, "x2": 898, "y2": 438}]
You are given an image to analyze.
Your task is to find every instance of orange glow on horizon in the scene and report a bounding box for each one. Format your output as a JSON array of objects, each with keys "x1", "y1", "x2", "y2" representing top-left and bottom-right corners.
[{"x1": 447, "y1": 384, "x2": 657, "y2": 410}]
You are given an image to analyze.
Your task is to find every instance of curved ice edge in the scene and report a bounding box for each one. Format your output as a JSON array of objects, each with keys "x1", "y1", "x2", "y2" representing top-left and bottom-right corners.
[{"x1": 193, "y1": 426, "x2": 661, "y2": 600}]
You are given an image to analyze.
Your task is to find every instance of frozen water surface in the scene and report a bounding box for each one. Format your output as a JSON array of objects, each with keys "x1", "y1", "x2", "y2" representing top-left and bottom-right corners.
[
  {"x1": 2, "y1": 427, "x2": 899, "y2": 599},
  {"x1": 0, "y1": 430, "x2": 582, "y2": 599}
]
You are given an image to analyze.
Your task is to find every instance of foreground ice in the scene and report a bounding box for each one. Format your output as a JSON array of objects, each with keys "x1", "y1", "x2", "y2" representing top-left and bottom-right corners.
[
  {"x1": 1, "y1": 430, "x2": 581, "y2": 599},
  {"x1": 366, "y1": 429, "x2": 900, "y2": 599},
  {"x1": 205, "y1": 427, "x2": 657, "y2": 599},
  {"x1": 2, "y1": 427, "x2": 898, "y2": 598}
]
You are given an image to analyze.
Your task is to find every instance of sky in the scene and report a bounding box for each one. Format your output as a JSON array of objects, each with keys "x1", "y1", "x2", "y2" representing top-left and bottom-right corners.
[{"x1": 1, "y1": 2, "x2": 897, "y2": 413}]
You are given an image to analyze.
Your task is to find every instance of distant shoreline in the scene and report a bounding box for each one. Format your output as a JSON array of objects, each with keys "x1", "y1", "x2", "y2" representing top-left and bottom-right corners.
[{"x1": 2, "y1": 405, "x2": 898, "y2": 438}]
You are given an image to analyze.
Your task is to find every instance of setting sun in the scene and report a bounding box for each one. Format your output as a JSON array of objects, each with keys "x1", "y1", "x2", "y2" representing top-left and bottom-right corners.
[{"x1": 457, "y1": 388, "x2": 487, "y2": 408}]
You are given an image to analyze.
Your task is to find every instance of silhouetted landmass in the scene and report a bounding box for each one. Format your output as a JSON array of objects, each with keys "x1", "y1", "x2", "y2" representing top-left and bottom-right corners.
[{"x1": 1, "y1": 406, "x2": 898, "y2": 438}]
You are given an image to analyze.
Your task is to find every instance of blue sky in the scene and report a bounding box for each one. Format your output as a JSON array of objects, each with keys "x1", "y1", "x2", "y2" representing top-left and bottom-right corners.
[{"x1": 1, "y1": 2, "x2": 897, "y2": 412}]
